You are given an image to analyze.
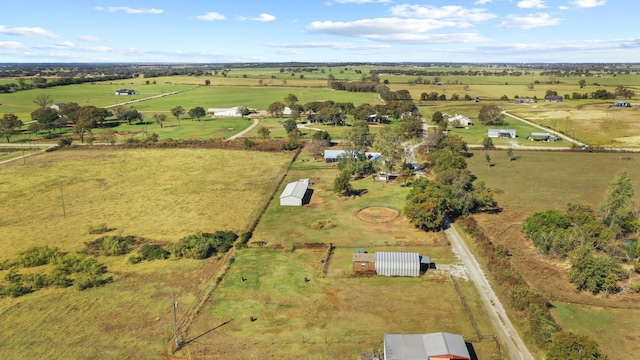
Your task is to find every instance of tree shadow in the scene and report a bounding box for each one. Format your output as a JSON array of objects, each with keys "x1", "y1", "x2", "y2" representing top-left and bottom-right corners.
[{"x1": 182, "y1": 319, "x2": 234, "y2": 345}]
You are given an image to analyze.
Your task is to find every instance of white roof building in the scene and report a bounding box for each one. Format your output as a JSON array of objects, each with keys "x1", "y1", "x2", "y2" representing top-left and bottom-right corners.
[
  {"x1": 384, "y1": 333, "x2": 471, "y2": 360},
  {"x1": 207, "y1": 106, "x2": 241, "y2": 117},
  {"x1": 375, "y1": 251, "x2": 420, "y2": 277},
  {"x1": 279, "y1": 178, "x2": 309, "y2": 206}
]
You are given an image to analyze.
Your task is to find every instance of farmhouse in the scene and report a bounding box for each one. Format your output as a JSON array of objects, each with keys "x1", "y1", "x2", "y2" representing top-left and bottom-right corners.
[
  {"x1": 368, "y1": 114, "x2": 390, "y2": 123},
  {"x1": 384, "y1": 332, "x2": 471, "y2": 360},
  {"x1": 323, "y1": 150, "x2": 381, "y2": 163},
  {"x1": 50, "y1": 103, "x2": 65, "y2": 111},
  {"x1": 279, "y1": 178, "x2": 310, "y2": 207},
  {"x1": 114, "y1": 89, "x2": 138, "y2": 96},
  {"x1": 545, "y1": 95, "x2": 563, "y2": 102},
  {"x1": 487, "y1": 129, "x2": 516, "y2": 138},
  {"x1": 207, "y1": 106, "x2": 241, "y2": 117},
  {"x1": 514, "y1": 98, "x2": 536, "y2": 104},
  {"x1": 353, "y1": 251, "x2": 430, "y2": 277},
  {"x1": 444, "y1": 114, "x2": 473, "y2": 127}
]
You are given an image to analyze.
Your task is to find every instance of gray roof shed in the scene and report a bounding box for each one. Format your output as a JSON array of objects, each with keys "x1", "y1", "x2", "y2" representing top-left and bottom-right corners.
[
  {"x1": 279, "y1": 179, "x2": 309, "y2": 206},
  {"x1": 384, "y1": 332, "x2": 471, "y2": 360}
]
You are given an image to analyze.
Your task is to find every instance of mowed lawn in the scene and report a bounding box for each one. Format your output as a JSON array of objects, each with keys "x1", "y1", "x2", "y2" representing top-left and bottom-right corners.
[{"x1": 0, "y1": 148, "x2": 294, "y2": 359}]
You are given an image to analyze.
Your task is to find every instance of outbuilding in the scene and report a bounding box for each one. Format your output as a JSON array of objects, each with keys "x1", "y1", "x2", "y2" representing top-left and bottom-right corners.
[
  {"x1": 375, "y1": 251, "x2": 420, "y2": 277},
  {"x1": 384, "y1": 332, "x2": 471, "y2": 360},
  {"x1": 279, "y1": 178, "x2": 309, "y2": 206},
  {"x1": 114, "y1": 89, "x2": 137, "y2": 96},
  {"x1": 487, "y1": 129, "x2": 516, "y2": 138}
]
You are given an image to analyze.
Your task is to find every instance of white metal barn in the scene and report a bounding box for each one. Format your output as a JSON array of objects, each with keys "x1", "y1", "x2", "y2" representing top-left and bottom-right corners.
[
  {"x1": 279, "y1": 179, "x2": 309, "y2": 206},
  {"x1": 207, "y1": 106, "x2": 241, "y2": 117},
  {"x1": 384, "y1": 332, "x2": 471, "y2": 360},
  {"x1": 375, "y1": 251, "x2": 420, "y2": 277}
]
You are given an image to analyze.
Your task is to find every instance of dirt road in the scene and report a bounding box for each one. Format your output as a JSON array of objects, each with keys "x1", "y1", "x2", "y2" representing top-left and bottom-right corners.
[{"x1": 445, "y1": 223, "x2": 534, "y2": 360}]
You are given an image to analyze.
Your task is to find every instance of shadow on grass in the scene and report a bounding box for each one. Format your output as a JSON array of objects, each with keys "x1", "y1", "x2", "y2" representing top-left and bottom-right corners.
[{"x1": 182, "y1": 319, "x2": 234, "y2": 345}]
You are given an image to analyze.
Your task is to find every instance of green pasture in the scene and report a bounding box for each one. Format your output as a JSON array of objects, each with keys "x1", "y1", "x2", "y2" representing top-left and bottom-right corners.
[
  {"x1": 252, "y1": 166, "x2": 438, "y2": 249},
  {"x1": 183, "y1": 247, "x2": 498, "y2": 359},
  {"x1": 466, "y1": 151, "x2": 640, "y2": 214},
  {"x1": 552, "y1": 302, "x2": 640, "y2": 360}
]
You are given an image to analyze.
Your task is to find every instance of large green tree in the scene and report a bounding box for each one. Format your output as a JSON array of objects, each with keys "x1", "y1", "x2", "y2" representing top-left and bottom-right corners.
[
  {"x1": 598, "y1": 171, "x2": 638, "y2": 236},
  {"x1": 0, "y1": 113, "x2": 23, "y2": 143},
  {"x1": 267, "y1": 101, "x2": 285, "y2": 117},
  {"x1": 373, "y1": 126, "x2": 404, "y2": 172},
  {"x1": 31, "y1": 107, "x2": 59, "y2": 136},
  {"x1": 546, "y1": 331, "x2": 608, "y2": 360},
  {"x1": 569, "y1": 245, "x2": 623, "y2": 294},
  {"x1": 477, "y1": 104, "x2": 505, "y2": 125},
  {"x1": 188, "y1": 107, "x2": 206, "y2": 121},
  {"x1": 170, "y1": 105, "x2": 185, "y2": 125}
]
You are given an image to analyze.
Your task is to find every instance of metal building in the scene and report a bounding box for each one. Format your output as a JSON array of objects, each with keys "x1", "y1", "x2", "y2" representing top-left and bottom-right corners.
[
  {"x1": 279, "y1": 178, "x2": 309, "y2": 206},
  {"x1": 384, "y1": 332, "x2": 471, "y2": 360},
  {"x1": 375, "y1": 251, "x2": 420, "y2": 277}
]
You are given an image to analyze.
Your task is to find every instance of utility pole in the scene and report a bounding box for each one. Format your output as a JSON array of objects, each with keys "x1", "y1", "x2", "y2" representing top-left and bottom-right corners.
[
  {"x1": 173, "y1": 295, "x2": 179, "y2": 350},
  {"x1": 59, "y1": 182, "x2": 66, "y2": 218}
]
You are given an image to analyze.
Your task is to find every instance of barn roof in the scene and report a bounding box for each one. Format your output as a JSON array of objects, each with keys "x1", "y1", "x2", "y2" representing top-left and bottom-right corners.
[
  {"x1": 352, "y1": 253, "x2": 375, "y2": 262},
  {"x1": 280, "y1": 179, "x2": 308, "y2": 200},
  {"x1": 384, "y1": 333, "x2": 470, "y2": 360},
  {"x1": 375, "y1": 251, "x2": 420, "y2": 277}
]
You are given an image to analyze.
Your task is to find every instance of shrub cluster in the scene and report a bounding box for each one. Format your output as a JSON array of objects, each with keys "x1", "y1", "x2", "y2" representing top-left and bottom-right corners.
[
  {"x1": 0, "y1": 246, "x2": 111, "y2": 297},
  {"x1": 128, "y1": 244, "x2": 171, "y2": 264},
  {"x1": 172, "y1": 231, "x2": 238, "y2": 259},
  {"x1": 83, "y1": 235, "x2": 140, "y2": 256}
]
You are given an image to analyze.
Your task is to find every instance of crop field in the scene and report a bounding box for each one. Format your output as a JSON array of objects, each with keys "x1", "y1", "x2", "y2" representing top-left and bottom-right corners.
[{"x1": 466, "y1": 151, "x2": 640, "y2": 359}]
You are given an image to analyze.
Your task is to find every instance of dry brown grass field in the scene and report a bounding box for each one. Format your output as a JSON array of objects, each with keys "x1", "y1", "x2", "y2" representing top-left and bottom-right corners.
[
  {"x1": 0, "y1": 148, "x2": 293, "y2": 359},
  {"x1": 466, "y1": 151, "x2": 640, "y2": 360}
]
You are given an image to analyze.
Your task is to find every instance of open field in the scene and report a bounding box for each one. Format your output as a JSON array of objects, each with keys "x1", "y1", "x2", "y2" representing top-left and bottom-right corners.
[
  {"x1": 0, "y1": 148, "x2": 294, "y2": 358},
  {"x1": 0, "y1": 149, "x2": 293, "y2": 258},
  {"x1": 466, "y1": 151, "x2": 640, "y2": 359},
  {"x1": 181, "y1": 243, "x2": 498, "y2": 359}
]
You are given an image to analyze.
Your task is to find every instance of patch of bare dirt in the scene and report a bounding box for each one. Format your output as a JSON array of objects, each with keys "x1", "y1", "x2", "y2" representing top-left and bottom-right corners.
[{"x1": 356, "y1": 207, "x2": 399, "y2": 223}]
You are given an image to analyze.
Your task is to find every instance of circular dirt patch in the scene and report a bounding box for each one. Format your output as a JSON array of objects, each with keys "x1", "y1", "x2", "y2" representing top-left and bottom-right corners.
[{"x1": 356, "y1": 207, "x2": 399, "y2": 223}]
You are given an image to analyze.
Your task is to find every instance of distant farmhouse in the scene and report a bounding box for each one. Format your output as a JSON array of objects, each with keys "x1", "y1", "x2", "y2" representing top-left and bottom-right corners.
[
  {"x1": 352, "y1": 250, "x2": 430, "y2": 277},
  {"x1": 545, "y1": 95, "x2": 563, "y2": 102},
  {"x1": 50, "y1": 103, "x2": 65, "y2": 111},
  {"x1": 444, "y1": 114, "x2": 473, "y2": 127},
  {"x1": 384, "y1": 332, "x2": 471, "y2": 360},
  {"x1": 487, "y1": 129, "x2": 516, "y2": 138},
  {"x1": 528, "y1": 132, "x2": 557, "y2": 142},
  {"x1": 279, "y1": 178, "x2": 310, "y2": 207},
  {"x1": 614, "y1": 101, "x2": 631, "y2": 107},
  {"x1": 114, "y1": 89, "x2": 138, "y2": 96},
  {"x1": 514, "y1": 98, "x2": 536, "y2": 104}
]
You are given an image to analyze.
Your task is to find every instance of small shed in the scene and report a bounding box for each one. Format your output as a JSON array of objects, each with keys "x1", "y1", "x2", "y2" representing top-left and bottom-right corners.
[
  {"x1": 384, "y1": 332, "x2": 471, "y2": 360},
  {"x1": 528, "y1": 132, "x2": 554, "y2": 141},
  {"x1": 614, "y1": 101, "x2": 631, "y2": 107},
  {"x1": 353, "y1": 253, "x2": 376, "y2": 273},
  {"x1": 114, "y1": 89, "x2": 137, "y2": 96},
  {"x1": 445, "y1": 114, "x2": 473, "y2": 127},
  {"x1": 545, "y1": 95, "x2": 563, "y2": 102},
  {"x1": 375, "y1": 251, "x2": 420, "y2": 277},
  {"x1": 488, "y1": 129, "x2": 516, "y2": 138},
  {"x1": 279, "y1": 178, "x2": 309, "y2": 206}
]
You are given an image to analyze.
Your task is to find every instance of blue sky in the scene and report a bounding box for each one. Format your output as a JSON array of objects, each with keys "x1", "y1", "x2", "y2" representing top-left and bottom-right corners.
[{"x1": 0, "y1": 0, "x2": 636, "y2": 63}]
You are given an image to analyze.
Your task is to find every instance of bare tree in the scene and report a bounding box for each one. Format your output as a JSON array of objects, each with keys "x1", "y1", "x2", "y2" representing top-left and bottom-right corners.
[{"x1": 33, "y1": 94, "x2": 54, "y2": 109}]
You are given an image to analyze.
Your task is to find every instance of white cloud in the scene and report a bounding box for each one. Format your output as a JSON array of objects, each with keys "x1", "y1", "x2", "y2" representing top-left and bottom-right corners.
[
  {"x1": 94, "y1": 6, "x2": 163, "y2": 14},
  {"x1": 309, "y1": 18, "x2": 457, "y2": 37},
  {"x1": 0, "y1": 41, "x2": 24, "y2": 50},
  {"x1": 88, "y1": 46, "x2": 112, "y2": 52},
  {"x1": 55, "y1": 41, "x2": 75, "y2": 48},
  {"x1": 571, "y1": 0, "x2": 606, "y2": 8},
  {"x1": 78, "y1": 35, "x2": 101, "y2": 42},
  {"x1": 518, "y1": 0, "x2": 547, "y2": 9},
  {"x1": 266, "y1": 41, "x2": 391, "y2": 50},
  {"x1": 389, "y1": 5, "x2": 496, "y2": 22},
  {"x1": 0, "y1": 25, "x2": 58, "y2": 38},
  {"x1": 475, "y1": 0, "x2": 493, "y2": 4},
  {"x1": 196, "y1": 12, "x2": 226, "y2": 21},
  {"x1": 252, "y1": 13, "x2": 276, "y2": 22},
  {"x1": 498, "y1": 13, "x2": 561, "y2": 29}
]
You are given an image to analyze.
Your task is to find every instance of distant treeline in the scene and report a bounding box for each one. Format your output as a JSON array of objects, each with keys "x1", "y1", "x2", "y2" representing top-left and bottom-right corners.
[{"x1": 0, "y1": 74, "x2": 135, "y2": 93}]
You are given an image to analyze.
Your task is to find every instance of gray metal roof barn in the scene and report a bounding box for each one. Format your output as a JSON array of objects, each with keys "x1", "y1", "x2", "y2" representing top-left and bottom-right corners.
[
  {"x1": 384, "y1": 332, "x2": 471, "y2": 360},
  {"x1": 279, "y1": 178, "x2": 309, "y2": 206},
  {"x1": 375, "y1": 251, "x2": 420, "y2": 277}
]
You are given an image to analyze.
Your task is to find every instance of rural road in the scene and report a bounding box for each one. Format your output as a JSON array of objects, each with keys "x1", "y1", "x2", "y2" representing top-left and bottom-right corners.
[
  {"x1": 445, "y1": 223, "x2": 534, "y2": 360},
  {"x1": 226, "y1": 118, "x2": 259, "y2": 140}
]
